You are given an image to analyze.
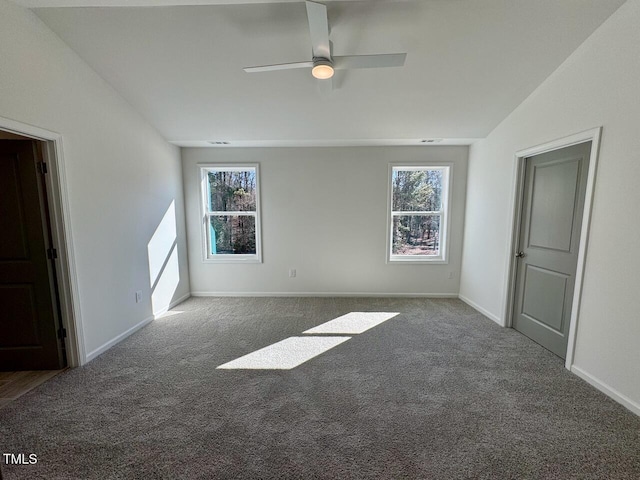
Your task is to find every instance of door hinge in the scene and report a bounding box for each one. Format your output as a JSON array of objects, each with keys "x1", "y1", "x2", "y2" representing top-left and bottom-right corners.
[
  {"x1": 58, "y1": 327, "x2": 67, "y2": 339},
  {"x1": 47, "y1": 247, "x2": 58, "y2": 260},
  {"x1": 37, "y1": 162, "x2": 48, "y2": 175}
]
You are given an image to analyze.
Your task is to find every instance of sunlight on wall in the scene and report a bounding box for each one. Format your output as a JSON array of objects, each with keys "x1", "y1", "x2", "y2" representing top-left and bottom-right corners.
[
  {"x1": 304, "y1": 312, "x2": 400, "y2": 334},
  {"x1": 217, "y1": 336, "x2": 351, "y2": 370},
  {"x1": 147, "y1": 201, "x2": 179, "y2": 316}
]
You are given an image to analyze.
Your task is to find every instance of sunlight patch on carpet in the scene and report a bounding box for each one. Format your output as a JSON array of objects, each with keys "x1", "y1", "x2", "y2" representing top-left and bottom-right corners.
[
  {"x1": 217, "y1": 336, "x2": 351, "y2": 370},
  {"x1": 156, "y1": 310, "x2": 184, "y2": 318},
  {"x1": 303, "y1": 312, "x2": 400, "y2": 335}
]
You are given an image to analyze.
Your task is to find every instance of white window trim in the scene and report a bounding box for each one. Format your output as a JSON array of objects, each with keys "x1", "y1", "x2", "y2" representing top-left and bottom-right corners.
[
  {"x1": 387, "y1": 163, "x2": 452, "y2": 264},
  {"x1": 199, "y1": 163, "x2": 262, "y2": 263}
]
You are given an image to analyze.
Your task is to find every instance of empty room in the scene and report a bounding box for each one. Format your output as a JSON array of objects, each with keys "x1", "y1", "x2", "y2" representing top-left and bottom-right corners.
[{"x1": 1, "y1": 0, "x2": 639, "y2": 478}]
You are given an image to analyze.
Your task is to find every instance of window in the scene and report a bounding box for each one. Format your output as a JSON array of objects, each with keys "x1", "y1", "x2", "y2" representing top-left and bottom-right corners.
[
  {"x1": 388, "y1": 164, "x2": 451, "y2": 263},
  {"x1": 200, "y1": 164, "x2": 261, "y2": 263}
]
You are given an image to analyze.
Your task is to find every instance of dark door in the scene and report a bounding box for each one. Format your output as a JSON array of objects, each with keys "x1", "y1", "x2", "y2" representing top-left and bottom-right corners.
[
  {"x1": 0, "y1": 140, "x2": 65, "y2": 370},
  {"x1": 512, "y1": 142, "x2": 590, "y2": 359}
]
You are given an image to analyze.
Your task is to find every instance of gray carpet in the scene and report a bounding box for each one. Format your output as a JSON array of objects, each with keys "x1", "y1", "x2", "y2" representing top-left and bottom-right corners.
[{"x1": 1, "y1": 297, "x2": 639, "y2": 479}]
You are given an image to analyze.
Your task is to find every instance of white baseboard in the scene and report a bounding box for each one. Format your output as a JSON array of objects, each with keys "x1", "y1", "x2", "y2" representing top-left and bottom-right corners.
[
  {"x1": 153, "y1": 292, "x2": 191, "y2": 319},
  {"x1": 571, "y1": 366, "x2": 640, "y2": 417},
  {"x1": 458, "y1": 294, "x2": 503, "y2": 325},
  {"x1": 190, "y1": 291, "x2": 459, "y2": 298},
  {"x1": 85, "y1": 315, "x2": 154, "y2": 363}
]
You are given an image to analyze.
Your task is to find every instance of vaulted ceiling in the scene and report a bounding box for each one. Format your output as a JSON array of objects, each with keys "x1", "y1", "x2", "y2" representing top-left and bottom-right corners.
[{"x1": 20, "y1": 0, "x2": 625, "y2": 146}]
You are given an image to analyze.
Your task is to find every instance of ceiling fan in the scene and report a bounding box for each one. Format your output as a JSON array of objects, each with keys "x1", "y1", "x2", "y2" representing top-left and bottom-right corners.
[{"x1": 243, "y1": 0, "x2": 407, "y2": 85}]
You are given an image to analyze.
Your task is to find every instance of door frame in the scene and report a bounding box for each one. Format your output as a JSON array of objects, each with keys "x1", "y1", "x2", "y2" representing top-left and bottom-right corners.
[
  {"x1": 0, "y1": 116, "x2": 85, "y2": 367},
  {"x1": 503, "y1": 127, "x2": 602, "y2": 370}
]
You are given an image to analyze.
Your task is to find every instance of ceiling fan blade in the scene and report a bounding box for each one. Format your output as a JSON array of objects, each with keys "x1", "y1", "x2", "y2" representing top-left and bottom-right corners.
[
  {"x1": 306, "y1": 1, "x2": 331, "y2": 60},
  {"x1": 333, "y1": 53, "x2": 407, "y2": 70},
  {"x1": 244, "y1": 61, "x2": 313, "y2": 73}
]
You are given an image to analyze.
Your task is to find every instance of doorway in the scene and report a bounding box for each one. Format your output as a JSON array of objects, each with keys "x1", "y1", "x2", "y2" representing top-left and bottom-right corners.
[
  {"x1": 506, "y1": 128, "x2": 601, "y2": 367},
  {"x1": 0, "y1": 138, "x2": 66, "y2": 370},
  {"x1": 512, "y1": 142, "x2": 590, "y2": 358},
  {"x1": 0, "y1": 117, "x2": 84, "y2": 372}
]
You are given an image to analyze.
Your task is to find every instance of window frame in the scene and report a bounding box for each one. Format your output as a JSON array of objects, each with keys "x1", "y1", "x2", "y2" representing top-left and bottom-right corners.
[
  {"x1": 387, "y1": 163, "x2": 452, "y2": 264},
  {"x1": 199, "y1": 163, "x2": 262, "y2": 264}
]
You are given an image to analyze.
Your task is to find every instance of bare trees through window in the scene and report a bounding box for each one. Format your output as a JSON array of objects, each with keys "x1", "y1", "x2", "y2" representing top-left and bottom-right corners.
[
  {"x1": 201, "y1": 166, "x2": 261, "y2": 261},
  {"x1": 390, "y1": 166, "x2": 449, "y2": 261}
]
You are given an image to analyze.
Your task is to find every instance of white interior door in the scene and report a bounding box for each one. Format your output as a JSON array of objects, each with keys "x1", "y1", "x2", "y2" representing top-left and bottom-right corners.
[{"x1": 512, "y1": 142, "x2": 591, "y2": 359}]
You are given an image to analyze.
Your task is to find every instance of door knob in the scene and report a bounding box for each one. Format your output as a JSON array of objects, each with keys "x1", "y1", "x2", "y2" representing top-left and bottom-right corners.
[{"x1": 515, "y1": 251, "x2": 525, "y2": 258}]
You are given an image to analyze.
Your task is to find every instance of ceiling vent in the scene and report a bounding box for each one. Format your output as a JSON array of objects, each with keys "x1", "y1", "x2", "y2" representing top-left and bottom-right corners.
[
  {"x1": 208, "y1": 141, "x2": 230, "y2": 145},
  {"x1": 421, "y1": 139, "x2": 443, "y2": 144}
]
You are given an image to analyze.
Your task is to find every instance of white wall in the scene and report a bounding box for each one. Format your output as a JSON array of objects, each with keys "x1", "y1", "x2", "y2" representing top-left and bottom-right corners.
[
  {"x1": 183, "y1": 146, "x2": 467, "y2": 296},
  {"x1": 0, "y1": 0, "x2": 190, "y2": 361},
  {"x1": 460, "y1": 0, "x2": 640, "y2": 410}
]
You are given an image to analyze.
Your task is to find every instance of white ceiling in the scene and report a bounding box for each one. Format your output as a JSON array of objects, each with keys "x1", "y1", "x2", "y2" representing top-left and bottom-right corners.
[{"x1": 28, "y1": 0, "x2": 624, "y2": 147}]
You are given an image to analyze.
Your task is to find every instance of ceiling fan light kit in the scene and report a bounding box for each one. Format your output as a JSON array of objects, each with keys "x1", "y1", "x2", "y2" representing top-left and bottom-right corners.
[
  {"x1": 243, "y1": 1, "x2": 406, "y2": 86},
  {"x1": 311, "y1": 58, "x2": 334, "y2": 79}
]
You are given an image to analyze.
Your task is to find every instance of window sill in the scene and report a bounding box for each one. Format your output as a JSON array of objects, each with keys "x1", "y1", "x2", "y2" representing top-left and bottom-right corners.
[
  {"x1": 387, "y1": 256, "x2": 448, "y2": 265},
  {"x1": 203, "y1": 255, "x2": 262, "y2": 264}
]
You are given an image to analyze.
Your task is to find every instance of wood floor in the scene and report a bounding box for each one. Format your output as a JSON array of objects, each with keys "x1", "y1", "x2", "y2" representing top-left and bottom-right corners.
[{"x1": 0, "y1": 369, "x2": 65, "y2": 409}]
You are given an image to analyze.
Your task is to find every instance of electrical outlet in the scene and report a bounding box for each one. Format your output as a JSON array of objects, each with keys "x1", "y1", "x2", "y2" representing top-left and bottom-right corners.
[
  {"x1": 135, "y1": 290, "x2": 143, "y2": 303},
  {"x1": 289, "y1": 269, "x2": 296, "y2": 278}
]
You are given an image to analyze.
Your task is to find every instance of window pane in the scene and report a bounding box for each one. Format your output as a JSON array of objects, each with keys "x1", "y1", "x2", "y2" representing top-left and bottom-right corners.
[
  {"x1": 210, "y1": 215, "x2": 256, "y2": 255},
  {"x1": 391, "y1": 215, "x2": 440, "y2": 256},
  {"x1": 208, "y1": 170, "x2": 256, "y2": 212},
  {"x1": 392, "y1": 169, "x2": 443, "y2": 211}
]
